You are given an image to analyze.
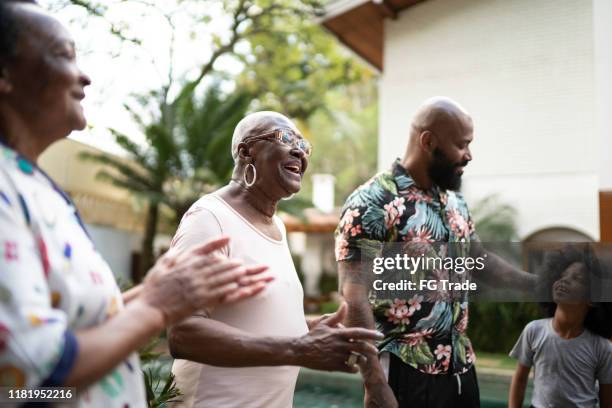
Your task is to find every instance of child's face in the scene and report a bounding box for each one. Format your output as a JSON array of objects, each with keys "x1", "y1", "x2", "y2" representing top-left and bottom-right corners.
[{"x1": 552, "y1": 262, "x2": 590, "y2": 304}]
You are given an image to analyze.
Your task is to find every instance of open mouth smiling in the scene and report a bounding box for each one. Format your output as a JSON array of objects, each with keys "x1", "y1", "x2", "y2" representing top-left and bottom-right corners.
[{"x1": 283, "y1": 162, "x2": 302, "y2": 176}]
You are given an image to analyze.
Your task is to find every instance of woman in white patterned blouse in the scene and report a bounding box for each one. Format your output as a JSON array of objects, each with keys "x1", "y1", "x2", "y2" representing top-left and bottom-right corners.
[{"x1": 0, "y1": 2, "x2": 270, "y2": 406}]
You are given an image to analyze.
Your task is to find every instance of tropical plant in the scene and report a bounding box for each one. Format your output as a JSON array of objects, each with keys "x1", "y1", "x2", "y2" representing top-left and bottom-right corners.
[
  {"x1": 62, "y1": 0, "x2": 363, "y2": 279},
  {"x1": 139, "y1": 338, "x2": 181, "y2": 408},
  {"x1": 164, "y1": 85, "x2": 254, "y2": 222},
  {"x1": 80, "y1": 83, "x2": 252, "y2": 280}
]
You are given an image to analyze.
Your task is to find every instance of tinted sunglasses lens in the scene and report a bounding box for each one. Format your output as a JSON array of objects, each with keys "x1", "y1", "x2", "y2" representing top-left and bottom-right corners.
[
  {"x1": 300, "y1": 140, "x2": 312, "y2": 156},
  {"x1": 278, "y1": 130, "x2": 311, "y2": 155},
  {"x1": 279, "y1": 130, "x2": 293, "y2": 144}
]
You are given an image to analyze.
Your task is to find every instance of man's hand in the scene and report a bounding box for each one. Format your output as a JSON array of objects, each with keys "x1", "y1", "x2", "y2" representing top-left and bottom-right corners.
[
  {"x1": 470, "y1": 241, "x2": 537, "y2": 294},
  {"x1": 293, "y1": 302, "x2": 383, "y2": 373}
]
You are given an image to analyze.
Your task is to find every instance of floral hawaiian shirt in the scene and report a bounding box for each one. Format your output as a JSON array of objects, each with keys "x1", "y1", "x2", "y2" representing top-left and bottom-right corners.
[{"x1": 335, "y1": 159, "x2": 479, "y2": 375}]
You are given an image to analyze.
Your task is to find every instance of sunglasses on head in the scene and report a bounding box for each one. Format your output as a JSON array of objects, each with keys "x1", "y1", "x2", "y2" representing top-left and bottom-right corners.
[{"x1": 245, "y1": 128, "x2": 312, "y2": 156}]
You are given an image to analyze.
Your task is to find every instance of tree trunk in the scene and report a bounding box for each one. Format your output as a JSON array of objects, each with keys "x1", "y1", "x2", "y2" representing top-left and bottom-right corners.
[{"x1": 135, "y1": 201, "x2": 159, "y2": 283}]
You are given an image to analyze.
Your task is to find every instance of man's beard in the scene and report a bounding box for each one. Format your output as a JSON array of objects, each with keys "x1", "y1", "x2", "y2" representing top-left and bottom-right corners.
[{"x1": 428, "y1": 148, "x2": 468, "y2": 191}]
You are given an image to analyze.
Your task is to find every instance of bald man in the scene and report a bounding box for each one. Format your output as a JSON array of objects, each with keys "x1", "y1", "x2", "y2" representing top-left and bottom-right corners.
[{"x1": 335, "y1": 98, "x2": 535, "y2": 407}]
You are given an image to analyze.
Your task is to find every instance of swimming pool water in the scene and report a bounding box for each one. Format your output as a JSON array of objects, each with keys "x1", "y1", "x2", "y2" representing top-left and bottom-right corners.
[{"x1": 293, "y1": 368, "x2": 533, "y2": 408}]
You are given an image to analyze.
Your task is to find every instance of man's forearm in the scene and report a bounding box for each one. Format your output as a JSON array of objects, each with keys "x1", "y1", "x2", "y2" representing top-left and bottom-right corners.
[
  {"x1": 168, "y1": 316, "x2": 300, "y2": 367},
  {"x1": 342, "y1": 286, "x2": 387, "y2": 384},
  {"x1": 339, "y1": 261, "x2": 398, "y2": 407},
  {"x1": 344, "y1": 293, "x2": 396, "y2": 405},
  {"x1": 481, "y1": 251, "x2": 536, "y2": 292},
  {"x1": 345, "y1": 295, "x2": 376, "y2": 330}
]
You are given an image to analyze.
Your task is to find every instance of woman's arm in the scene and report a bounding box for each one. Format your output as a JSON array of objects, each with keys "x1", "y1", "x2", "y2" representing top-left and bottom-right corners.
[
  {"x1": 508, "y1": 362, "x2": 531, "y2": 408},
  {"x1": 168, "y1": 302, "x2": 383, "y2": 373},
  {"x1": 64, "y1": 238, "x2": 269, "y2": 389},
  {"x1": 64, "y1": 298, "x2": 163, "y2": 387}
]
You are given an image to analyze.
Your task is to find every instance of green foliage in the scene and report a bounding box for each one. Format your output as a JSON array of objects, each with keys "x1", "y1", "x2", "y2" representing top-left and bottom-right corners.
[
  {"x1": 320, "y1": 301, "x2": 339, "y2": 315},
  {"x1": 277, "y1": 195, "x2": 313, "y2": 222},
  {"x1": 80, "y1": 82, "x2": 251, "y2": 276},
  {"x1": 297, "y1": 79, "x2": 379, "y2": 206},
  {"x1": 292, "y1": 254, "x2": 305, "y2": 285},
  {"x1": 139, "y1": 338, "x2": 182, "y2": 408},
  {"x1": 467, "y1": 302, "x2": 542, "y2": 353},
  {"x1": 238, "y1": 0, "x2": 370, "y2": 120},
  {"x1": 318, "y1": 273, "x2": 338, "y2": 295},
  {"x1": 67, "y1": 0, "x2": 372, "y2": 275},
  {"x1": 165, "y1": 85, "x2": 253, "y2": 221}
]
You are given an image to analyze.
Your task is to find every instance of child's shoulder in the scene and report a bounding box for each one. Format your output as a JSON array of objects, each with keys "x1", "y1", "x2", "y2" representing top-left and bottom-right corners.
[
  {"x1": 524, "y1": 318, "x2": 552, "y2": 333},
  {"x1": 584, "y1": 327, "x2": 612, "y2": 349}
]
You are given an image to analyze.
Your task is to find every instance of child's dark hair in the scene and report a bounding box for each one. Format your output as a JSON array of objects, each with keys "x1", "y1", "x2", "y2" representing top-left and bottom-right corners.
[{"x1": 538, "y1": 244, "x2": 612, "y2": 339}]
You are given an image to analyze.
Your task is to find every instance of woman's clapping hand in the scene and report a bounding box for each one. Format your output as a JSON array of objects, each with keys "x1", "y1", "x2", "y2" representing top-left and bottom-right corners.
[{"x1": 139, "y1": 236, "x2": 272, "y2": 326}]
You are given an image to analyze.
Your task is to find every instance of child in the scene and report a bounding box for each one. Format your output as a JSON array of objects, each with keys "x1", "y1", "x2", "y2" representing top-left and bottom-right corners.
[{"x1": 508, "y1": 246, "x2": 612, "y2": 408}]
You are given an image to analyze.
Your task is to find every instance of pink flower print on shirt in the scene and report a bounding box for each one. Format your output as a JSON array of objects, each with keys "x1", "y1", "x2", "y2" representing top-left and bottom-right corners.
[
  {"x1": 407, "y1": 295, "x2": 423, "y2": 314},
  {"x1": 456, "y1": 308, "x2": 469, "y2": 333},
  {"x1": 439, "y1": 191, "x2": 448, "y2": 206},
  {"x1": 383, "y1": 197, "x2": 406, "y2": 229},
  {"x1": 422, "y1": 364, "x2": 441, "y2": 375},
  {"x1": 340, "y1": 208, "x2": 361, "y2": 234},
  {"x1": 335, "y1": 236, "x2": 349, "y2": 261},
  {"x1": 385, "y1": 298, "x2": 411, "y2": 325},
  {"x1": 349, "y1": 225, "x2": 362, "y2": 237},
  {"x1": 405, "y1": 227, "x2": 434, "y2": 244},
  {"x1": 405, "y1": 186, "x2": 433, "y2": 204},
  {"x1": 402, "y1": 228, "x2": 435, "y2": 258},
  {"x1": 447, "y1": 209, "x2": 470, "y2": 238},
  {"x1": 434, "y1": 344, "x2": 452, "y2": 361},
  {"x1": 400, "y1": 328, "x2": 433, "y2": 347}
]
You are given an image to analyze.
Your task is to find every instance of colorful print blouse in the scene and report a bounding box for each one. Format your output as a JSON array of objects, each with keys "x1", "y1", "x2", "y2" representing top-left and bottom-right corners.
[
  {"x1": 0, "y1": 143, "x2": 146, "y2": 407},
  {"x1": 335, "y1": 159, "x2": 478, "y2": 375}
]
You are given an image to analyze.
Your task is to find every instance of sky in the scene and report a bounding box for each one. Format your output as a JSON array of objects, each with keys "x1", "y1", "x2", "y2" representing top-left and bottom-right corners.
[{"x1": 41, "y1": 0, "x2": 245, "y2": 155}]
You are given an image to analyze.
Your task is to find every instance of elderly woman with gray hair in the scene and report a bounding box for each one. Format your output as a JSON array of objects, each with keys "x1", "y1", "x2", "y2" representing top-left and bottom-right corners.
[{"x1": 168, "y1": 111, "x2": 383, "y2": 408}]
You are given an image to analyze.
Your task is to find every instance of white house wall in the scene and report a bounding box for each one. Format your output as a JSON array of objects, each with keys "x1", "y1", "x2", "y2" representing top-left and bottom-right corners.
[
  {"x1": 593, "y1": 0, "x2": 612, "y2": 190},
  {"x1": 379, "y1": 0, "x2": 598, "y2": 239}
]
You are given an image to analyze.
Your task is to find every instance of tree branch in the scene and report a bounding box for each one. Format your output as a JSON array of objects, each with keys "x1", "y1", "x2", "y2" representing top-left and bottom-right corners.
[
  {"x1": 170, "y1": 0, "x2": 250, "y2": 107},
  {"x1": 66, "y1": 0, "x2": 143, "y2": 45}
]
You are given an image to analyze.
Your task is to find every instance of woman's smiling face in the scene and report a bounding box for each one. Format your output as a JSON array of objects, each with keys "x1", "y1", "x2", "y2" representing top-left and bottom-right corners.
[
  {"x1": 2, "y1": 4, "x2": 91, "y2": 139},
  {"x1": 245, "y1": 115, "x2": 309, "y2": 198}
]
